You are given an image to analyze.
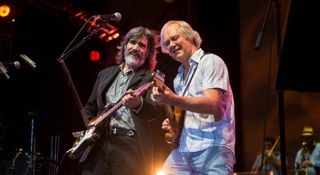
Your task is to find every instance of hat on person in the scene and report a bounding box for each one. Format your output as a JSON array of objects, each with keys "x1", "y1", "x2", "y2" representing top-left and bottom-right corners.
[{"x1": 301, "y1": 126, "x2": 314, "y2": 136}]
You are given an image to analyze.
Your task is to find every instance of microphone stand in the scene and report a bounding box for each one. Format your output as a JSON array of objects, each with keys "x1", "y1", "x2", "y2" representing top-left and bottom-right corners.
[
  {"x1": 254, "y1": 0, "x2": 285, "y2": 174},
  {"x1": 273, "y1": 1, "x2": 287, "y2": 174},
  {"x1": 254, "y1": 0, "x2": 273, "y2": 50},
  {"x1": 28, "y1": 111, "x2": 36, "y2": 175},
  {"x1": 53, "y1": 18, "x2": 103, "y2": 174},
  {"x1": 57, "y1": 16, "x2": 103, "y2": 127}
]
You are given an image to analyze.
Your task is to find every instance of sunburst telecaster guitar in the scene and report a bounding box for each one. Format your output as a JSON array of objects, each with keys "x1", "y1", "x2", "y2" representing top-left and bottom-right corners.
[{"x1": 67, "y1": 70, "x2": 165, "y2": 159}]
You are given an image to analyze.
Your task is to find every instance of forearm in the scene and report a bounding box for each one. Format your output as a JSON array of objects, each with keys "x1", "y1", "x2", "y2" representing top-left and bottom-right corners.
[{"x1": 170, "y1": 95, "x2": 224, "y2": 120}]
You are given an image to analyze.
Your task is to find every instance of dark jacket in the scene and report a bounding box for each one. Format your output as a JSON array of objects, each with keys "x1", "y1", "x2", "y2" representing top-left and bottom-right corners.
[{"x1": 82, "y1": 65, "x2": 165, "y2": 175}]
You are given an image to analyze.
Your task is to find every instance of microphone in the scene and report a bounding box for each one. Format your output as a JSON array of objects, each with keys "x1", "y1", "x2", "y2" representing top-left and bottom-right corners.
[
  {"x1": 0, "y1": 62, "x2": 10, "y2": 79},
  {"x1": 96, "y1": 12, "x2": 121, "y2": 22},
  {"x1": 2, "y1": 61, "x2": 21, "y2": 69},
  {"x1": 20, "y1": 53, "x2": 36, "y2": 69}
]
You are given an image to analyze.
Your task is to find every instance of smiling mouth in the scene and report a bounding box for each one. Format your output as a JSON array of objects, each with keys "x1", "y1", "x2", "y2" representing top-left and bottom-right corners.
[
  {"x1": 171, "y1": 48, "x2": 180, "y2": 56},
  {"x1": 129, "y1": 51, "x2": 140, "y2": 57}
]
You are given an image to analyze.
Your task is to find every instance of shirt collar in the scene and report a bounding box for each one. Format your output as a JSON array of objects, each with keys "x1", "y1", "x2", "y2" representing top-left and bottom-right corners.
[
  {"x1": 177, "y1": 48, "x2": 204, "y2": 73},
  {"x1": 190, "y1": 48, "x2": 204, "y2": 64},
  {"x1": 119, "y1": 63, "x2": 134, "y2": 76}
]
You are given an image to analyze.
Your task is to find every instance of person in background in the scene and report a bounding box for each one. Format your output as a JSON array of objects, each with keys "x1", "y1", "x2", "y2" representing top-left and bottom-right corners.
[
  {"x1": 294, "y1": 126, "x2": 320, "y2": 175},
  {"x1": 151, "y1": 20, "x2": 236, "y2": 174},
  {"x1": 251, "y1": 136, "x2": 281, "y2": 175},
  {"x1": 76, "y1": 26, "x2": 166, "y2": 175}
]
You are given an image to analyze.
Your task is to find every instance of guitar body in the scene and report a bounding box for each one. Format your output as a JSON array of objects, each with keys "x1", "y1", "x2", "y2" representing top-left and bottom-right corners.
[
  {"x1": 164, "y1": 106, "x2": 185, "y2": 148},
  {"x1": 67, "y1": 126, "x2": 101, "y2": 159},
  {"x1": 67, "y1": 105, "x2": 113, "y2": 159},
  {"x1": 157, "y1": 76, "x2": 185, "y2": 149}
]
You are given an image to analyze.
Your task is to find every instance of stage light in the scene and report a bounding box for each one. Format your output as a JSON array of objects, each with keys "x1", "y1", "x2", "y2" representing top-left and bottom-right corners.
[
  {"x1": 0, "y1": 4, "x2": 11, "y2": 18},
  {"x1": 107, "y1": 36, "x2": 113, "y2": 42},
  {"x1": 99, "y1": 33, "x2": 107, "y2": 39},
  {"x1": 112, "y1": 32, "x2": 119, "y2": 39},
  {"x1": 62, "y1": 3, "x2": 120, "y2": 44},
  {"x1": 156, "y1": 169, "x2": 166, "y2": 175},
  {"x1": 90, "y1": 50, "x2": 100, "y2": 62}
]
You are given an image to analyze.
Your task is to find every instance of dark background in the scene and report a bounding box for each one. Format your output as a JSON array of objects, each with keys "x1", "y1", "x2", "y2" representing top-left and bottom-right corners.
[
  {"x1": 0, "y1": 0, "x2": 240, "y2": 174},
  {"x1": 2, "y1": 0, "x2": 320, "y2": 174}
]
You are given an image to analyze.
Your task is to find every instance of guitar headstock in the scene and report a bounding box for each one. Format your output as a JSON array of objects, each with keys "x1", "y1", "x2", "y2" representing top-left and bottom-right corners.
[{"x1": 152, "y1": 70, "x2": 165, "y2": 91}]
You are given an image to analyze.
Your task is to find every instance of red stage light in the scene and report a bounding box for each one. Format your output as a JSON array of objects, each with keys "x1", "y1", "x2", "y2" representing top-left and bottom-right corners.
[{"x1": 90, "y1": 50, "x2": 100, "y2": 62}]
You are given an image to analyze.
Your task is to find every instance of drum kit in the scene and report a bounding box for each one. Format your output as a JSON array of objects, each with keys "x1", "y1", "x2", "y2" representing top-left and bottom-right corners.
[
  {"x1": 0, "y1": 111, "x2": 60, "y2": 175},
  {"x1": 0, "y1": 148, "x2": 58, "y2": 175}
]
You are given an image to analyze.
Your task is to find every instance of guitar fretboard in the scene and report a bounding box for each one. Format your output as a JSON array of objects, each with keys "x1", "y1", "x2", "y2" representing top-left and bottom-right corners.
[{"x1": 92, "y1": 82, "x2": 154, "y2": 126}]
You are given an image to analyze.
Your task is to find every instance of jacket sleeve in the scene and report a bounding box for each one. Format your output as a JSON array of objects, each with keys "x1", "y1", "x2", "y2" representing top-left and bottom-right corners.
[{"x1": 82, "y1": 70, "x2": 102, "y2": 120}]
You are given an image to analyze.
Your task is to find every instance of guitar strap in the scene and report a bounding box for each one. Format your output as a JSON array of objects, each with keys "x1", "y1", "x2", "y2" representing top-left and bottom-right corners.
[{"x1": 181, "y1": 52, "x2": 208, "y2": 97}]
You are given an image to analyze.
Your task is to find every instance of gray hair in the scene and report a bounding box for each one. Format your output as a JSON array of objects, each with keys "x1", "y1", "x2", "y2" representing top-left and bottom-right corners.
[{"x1": 160, "y1": 20, "x2": 202, "y2": 54}]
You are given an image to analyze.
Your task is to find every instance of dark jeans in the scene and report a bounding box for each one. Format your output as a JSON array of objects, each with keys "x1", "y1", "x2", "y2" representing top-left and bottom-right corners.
[{"x1": 81, "y1": 128, "x2": 144, "y2": 175}]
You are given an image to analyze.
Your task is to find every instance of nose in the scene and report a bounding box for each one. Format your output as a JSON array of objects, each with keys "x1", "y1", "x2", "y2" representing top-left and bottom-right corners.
[
  {"x1": 166, "y1": 42, "x2": 176, "y2": 53},
  {"x1": 131, "y1": 43, "x2": 141, "y2": 50},
  {"x1": 168, "y1": 40, "x2": 176, "y2": 48}
]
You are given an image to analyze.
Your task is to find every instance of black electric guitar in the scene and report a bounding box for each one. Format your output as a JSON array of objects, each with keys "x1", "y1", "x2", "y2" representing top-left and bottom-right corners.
[{"x1": 67, "y1": 70, "x2": 165, "y2": 159}]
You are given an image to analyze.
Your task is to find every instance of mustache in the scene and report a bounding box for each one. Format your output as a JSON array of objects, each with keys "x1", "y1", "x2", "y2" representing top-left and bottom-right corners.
[{"x1": 128, "y1": 49, "x2": 141, "y2": 57}]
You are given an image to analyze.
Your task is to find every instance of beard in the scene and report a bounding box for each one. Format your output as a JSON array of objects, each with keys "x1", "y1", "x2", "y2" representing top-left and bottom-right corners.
[{"x1": 125, "y1": 54, "x2": 145, "y2": 69}]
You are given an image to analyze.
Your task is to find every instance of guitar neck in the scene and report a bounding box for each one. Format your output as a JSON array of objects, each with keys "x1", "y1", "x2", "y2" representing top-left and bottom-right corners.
[
  {"x1": 92, "y1": 81, "x2": 154, "y2": 126},
  {"x1": 93, "y1": 101, "x2": 124, "y2": 125}
]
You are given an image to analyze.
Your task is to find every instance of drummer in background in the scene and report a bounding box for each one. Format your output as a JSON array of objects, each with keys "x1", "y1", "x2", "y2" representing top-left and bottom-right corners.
[{"x1": 294, "y1": 126, "x2": 320, "y2": 175}]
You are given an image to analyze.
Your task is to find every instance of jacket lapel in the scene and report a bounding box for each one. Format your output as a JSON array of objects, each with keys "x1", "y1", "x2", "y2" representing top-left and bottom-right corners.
[
  {"x1": 99, "y1": 67, "x2": 121, "y2": 106},
  {"x1": 127, "y1": 68, "x2": 149, "y2": 90}
]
